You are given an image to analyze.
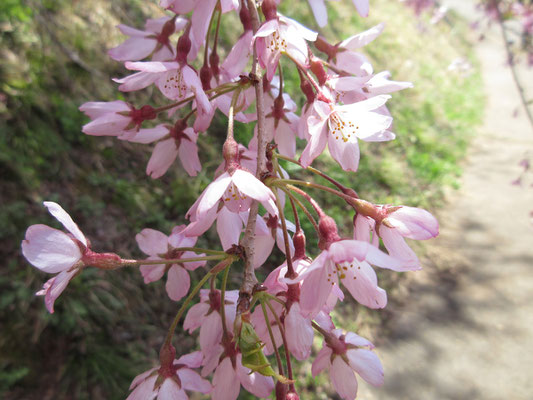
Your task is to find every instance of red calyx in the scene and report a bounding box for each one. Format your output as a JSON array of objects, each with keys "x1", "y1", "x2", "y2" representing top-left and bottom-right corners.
[
  {"x1": 176, "y1": 26, "x2": 192, "y2": 64},
  {"x1": 315, "y1": 36, "x2": 337, "y2": 60},
  {"x1": 157, "y1": 17, "x2": 176, "y2": 45},
  {"x1": 130, "y1": 105, "x2": 157, "y2": 127},
  {"x1": 310, "y1": 56, "x2": 328, "y2": 86},
  {"x1": 200, "y1": 64, "x2": 212, "y2": 91},
  {"x1": 239, "y1": 4, "x2": 253, "y2": 31}
]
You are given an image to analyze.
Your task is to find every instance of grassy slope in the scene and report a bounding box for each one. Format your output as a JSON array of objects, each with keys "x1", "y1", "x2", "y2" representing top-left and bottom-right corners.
[{"x1": 0, "y1": 0, "x2": 483, "y2": 398}]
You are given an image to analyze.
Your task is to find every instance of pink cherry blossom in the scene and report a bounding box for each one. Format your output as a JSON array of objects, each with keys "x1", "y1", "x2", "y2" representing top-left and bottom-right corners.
[
  {"x1": 291, "y1": 234, "x2": 416, "y2": 316},
  {"x1": 183, "y1": 289, "x2": 239, "y2": 355},
  {"x1": 125, "y1": 124, "x2": 201, "y2": 178},
  {"x1": 300, "y1": 96, "x2": 394, "y2": 172},
  {"x1": 354, "y1": 205, "x2": 439, "y2": 267},
  {"x1": 108, "y1": 16, "x2": 187, "y2": 62},
  {"x1": 312, "y1": 329, "x2": 383, "y2": 400},
  {"x1": 136, "y1": 225, "x2": 206, "y2": 301},
  {"x1": 113, "y1": 61, "x2": 212, "y2": 120},
  {"x1": 127, "y1": 351, "x2": 211, "y2": 400},
  {"x1": 21, "y1": 202, "x2": 87, "y2": 313},
  {"x1": 183, "y1": 168, "x2": 277, "y2": 249},
  {"x1": 254, "y1": 15, "x2": 317, "y2": 81},
  {"x1": 252, "y1": 214, "x2": 295, "y2": 268},
  {"x1": 79, "y1": 101, "x2": 157, "y2": 137}
]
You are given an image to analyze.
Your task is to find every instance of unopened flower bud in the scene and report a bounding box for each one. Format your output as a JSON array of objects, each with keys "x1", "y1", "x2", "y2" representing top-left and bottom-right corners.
[
  {"x1": 176, "y1": 26, "x2": 192, "y2": 63},
  {"x1": 275, "y1": 382, "x2": 288, "y2": 400},
  {"x1": 239, "y1": 4, "x2": 253, "y2": 31},
  {"x1": 261, "y1": 0, "x2": 278, "y2": 21},
  {"x1": 310, "y1": 56, "x2": 328, "y2": 86},
  {"x1": 200, "y1": 64, "x2": 212, "y2": 90},
  {"x1": 318, "y1": 214, "x2": 340, "y2": 248}
]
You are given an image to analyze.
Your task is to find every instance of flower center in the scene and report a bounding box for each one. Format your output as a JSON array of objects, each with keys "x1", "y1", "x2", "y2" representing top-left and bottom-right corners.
[{"x1": 329, "y1": 112, "x2": 359, "y2": 143}]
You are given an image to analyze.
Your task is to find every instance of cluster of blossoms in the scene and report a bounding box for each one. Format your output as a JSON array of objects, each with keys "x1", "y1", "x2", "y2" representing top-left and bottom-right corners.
[{"x1": 21, "y1": 0, "x2": 439, "y2": 399}]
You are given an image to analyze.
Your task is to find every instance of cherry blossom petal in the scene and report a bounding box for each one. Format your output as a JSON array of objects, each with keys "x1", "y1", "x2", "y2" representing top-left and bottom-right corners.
[
  {"x1": 285, "y1": 304, "x2": 313, "y2": 360},
  {"x1": 79, "y1": 100, "x2": 130, "y2": 119},
  {"x1": 126, "y1": 375, "x2": 158, "y2": 400},
  {"x1": 178, "y1": 134, "x2": 201, "y2": 177},
  {"x1": 387, "y1": 206, "x2": 439, "y2": 240},
  {"x1": 300, "y1": 261, "x2": 334, "y2": 317},
  {"x1": 199, "y1": 312, "x2": 223, "y2": 353},
  {"x1": 216, "y1": 207, "x2": 243, "y2": 251},
  {"x1": 183, "y1": 205, "x2": 219, "y2": 237},
  {"x1": 352, "y1": 0, "x2": 369, "y2": 17},
  {"x1": 346, "y1": 348, "x2": 384, "y2": 387},
  {"x1": 177, "y1": 368, "x2": 211, "y2": 393},
  {"x1": 339, "y1": 23, "x2": 384, "y2": 50},
  {"x1": 146, "y1": 138, "x2": 179, "y2": 179},
  {"x1": 300, "y1": 115, "x2": 328, "y2": 167},
  {"x1": 136, "y1": 229, "x2": 168, "y2": 256},
  {"x1": 197, "y1": 173, "x2": 232, "y2": 215},
  {"x1": 341, "y1": 261, "x2": 387, "y2": 309},
  {"x1": 124, "y1": 125, "x2": 169, "y2": 144},
  {"x1": 183, "y1": 302, "x2": 210, "y2": 332},
  {"x1": 157, "y1": 378, "x2": 187, "y2": 400},
  {"x1": 344, "y1": 332, "x2": 374, "y2": 348},
  {"x1": 308, "y1": 0, "x2": 328, "y2": 27},
  {"x1": 330, "y1": 357, "x2": 358, "y2": 400},
  {"x1": 231, "y1": 170, "x2": 277, "y2": 215},
  {"x1": 38, "y1": 269, "x2": 77, "y2": 313},
  {"x1": 22, "y1": 225, "x2": 82, "y2": 273},
  {"x1": 166, "y1": 265, "x2": 190, "y2": 301},
  {"x1": 140, "y1": 261, "x2": 166, "y2": 283},
  {"x1": 108, "y1": 37, "x2": 155, "y2": 62},
  {"x1": 180, "y1": 251, "x2": 206, "y2": 271},
  {"x1": 175, "y1": 351, "x2": 203, "y2": 368},
  {"x1": 43, "y1": 202, "x2": 87, "y2": 246},
  {"x1": 115, "y1": 71, "x2": 160, "y2": 92},
  {"x1": 129, "y1": 367, "x2": 158, "y2": 390},
  {"x1": 212, "y1": 358, "x2": 240, "y2": 400},
  {"x1": 312, "y1": 345, "x2": 333, "y2": 376},
  {"x1": 380, "y1": 226, "x2": 420, "y2": 270},
  {"x1": 328, "y1": 131, "x2": 360, "y2": 172}
]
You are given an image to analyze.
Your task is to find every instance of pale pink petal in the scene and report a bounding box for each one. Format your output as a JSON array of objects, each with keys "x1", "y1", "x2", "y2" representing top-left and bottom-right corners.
[
  {"x1": 81, "y1": 113, "x2": 131, "y2": 136},
  {"x1": 157, "y1": 378, "x2": 187, "y2": 400},
  {"x1": 124, "y1": 125, "x2": 169, "y2": 144},
  {"x1": 353, "y1": 214, "x2": 373, "y2": 242},
  {"x1": 43, "y1": 202, "x2": 87, "y2": 246},
  {"x1": 175, "y1": 351, "x2": 203, "y2": 368},
  {"x1": 331, "y1": 357, "x2": 358, "y2": 400},
  {"x1": 380, "y1": 226, "x2": 420, "y2": 270},
  {"x1": 312, "y1": 345, "x2": 332, "y2": 377},
  {"x1": 183, "y1": 302, "x2": 210, "y2": 332},
  {"x1": 136, "y1": 228, "x2": 168, "y2": 255},
  {"x1": 166, "y1": 265, "x2": 190, "y2": 301},
  {"x1": 191, "y1": 0, "x2": 218, "y2": 49},
  {"x1": 115, "y1": 71, "x2": 160, "y2": 92},
  {"x1": 236, "y1": 354, "x2": 275, "y2": 398},
  {"x1": 212, "y1": 358, "x2": 240, "y2": 400},
  {"x1": 339, "y1": 23, "x2": 384, "y2": 50},
  {"x1": 126, "y1": 375, "x2": 158, "y2": 400},
  {"x1": 308, "y1": 0, "x2": 328, "y2": 27},
  {"x1": 140, "y1": 262, "x2": 166, "y2": 283},
  {"x1": 79, "y1": 100, "x2": 130, "y2": 119},
  {"x1": 335, "y1": 51, "x2": 373, "y2": 76},
  {"x1": 129, "y1": 367, "x2": 158, "y2": 390},
  {"x1": 197, "y1": 173, "x2": 232, "y2": 215},
  {"x1": 216, "y1": 207, "x2": 243, "y2": 251},
  {"x1": 108, "y1": 37, "x2": 155, "y2": 62},
  {"x1": 147, "y1": 138, "x2": 179, "y2": 179},
  {"x1": 180, "y1": 251, "x2": 206, "y2": 271},
  {"x1": 252, "y1": 232, "x2": 275, "y2": 268},
  {"x1": 201, "y1": 345, "x2": 224, "y2": 377},
  {"x1": 329, "y1": 240, "x2": 408, "y2": 270},
  {"x1": 345, "y1": 332, "x2": 374, "y2": 348},
  {"x1": 126, "y1": 61, "x2": 180, "y2": 73},
  {"x1": 352, "y1": 0, "x2": 369, "y2": 17},
  {"x1": 221, "y1": 31, "x2": 253, "y2": 80},
  {"x1": 177, "y1": 368, "x2": 211, "y2": 393},
  {"x1": 341, "y1": 261, "x2": 387, "y2": 309},
  {"x1": 118, "y1": 24, "x2": 151, "y2": 37},
  {"x1": 177, "y1": 132, "x2": 201, "y2": 177},
  {"x1": 365, "y1": 71, "x2": 413, "y2": 95},
  {"x1": 231, "y1": 170, "x2": 277, "y2": 216},
  {"x1": 183, "y1": 66, "x2": 212, "y2": 115},
  {"x1": 161, "y1": 0, "x2": 195, "y2": 14},
  {"x1": 300, "y1": 115, "x2": 328, "y2": 167},
  {"x1": 199, "y1": 312, "x2": 223, "y2": 353},
  {"x1": 274, "y1": 120, "x2": 296, "y2": 158},
  {"x1": 40, "y1": 269, "x2": 77, "y2": 313},
  {"x1": 387, "y1": 206, "x2": 439, "y2": 240},
  {"x1": 300, "y1": 261, "x2": 334, "y2": 317},
  {"x1": 22, "y1": 225, "x2": 81, "y2": 273},
  {"x1": 328, "y1": 132, "x2": 360, "y2": 172},
  {"x1": 285, "y1": 304, "x2": 313, "y2": 360},
  {"x1": 182, "y1": 205, "x2": 219, "y2": 237},
  {"x1": 347, "y1": 348, "x2": 384, "y2": 387}
]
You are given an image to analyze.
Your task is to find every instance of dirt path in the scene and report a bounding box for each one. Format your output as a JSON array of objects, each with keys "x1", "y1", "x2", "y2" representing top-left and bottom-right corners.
[{"x1": 357, "y1": 2, "x2": 533, "y2": 399}]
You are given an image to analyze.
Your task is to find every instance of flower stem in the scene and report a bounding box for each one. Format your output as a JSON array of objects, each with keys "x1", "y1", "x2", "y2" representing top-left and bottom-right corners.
[
  {"x1": 220, "y1": 264, "x2": 231, "y2": 340},
  {"x1": 260, "y1": 300, "x2": 285, "y2": 375},
  {"x1": 265, "y1": 298, "x2": 294, "y2": 384},
  {"x1": 121, "y1": 254, "x2": 225, "y2": 267},
  {"x1": 273, "y1": 187, "x2": 295, "y2": 278}
]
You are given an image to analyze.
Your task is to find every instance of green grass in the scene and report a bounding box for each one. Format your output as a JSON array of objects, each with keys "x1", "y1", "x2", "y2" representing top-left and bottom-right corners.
[{"x1": 0, "y1": 0, "x2": 483, "y2": 398}]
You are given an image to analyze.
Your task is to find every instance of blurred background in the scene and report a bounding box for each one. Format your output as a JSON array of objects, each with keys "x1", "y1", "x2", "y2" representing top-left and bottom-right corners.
[{"x1": 0, "y1": 0, "x2": 492, "y2": 398}]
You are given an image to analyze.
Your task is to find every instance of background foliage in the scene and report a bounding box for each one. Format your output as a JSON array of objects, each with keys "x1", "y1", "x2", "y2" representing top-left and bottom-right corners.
[{"x1": 0, "y1": 0, "x2": 483, "y2": 398}]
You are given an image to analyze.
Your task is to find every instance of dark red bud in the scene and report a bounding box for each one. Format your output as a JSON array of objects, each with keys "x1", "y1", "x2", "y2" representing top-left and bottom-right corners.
[
  {"x1": 318, "y1": 214, "x2": 340, "y2": 248},
  {"x1": 176, "y1": 27, "x2": 192, "y2": 64},
  {"x1": 300, "y1": 77, "x2": 315, "y2": 104},
  {"x1": 239, "y1": 5, "x2": 253, "y2": 31},
  {"x1": 273, "y1": 95, "x2": 285, "y2": 120},
  {"x1": 209, "y1": 51, "x2": 220, "y2": 77},
  {"x1": 200, "y1": 64, "x2": 212, "y2": 91},
  {"x1": 261, "y1": 0, "x2": 278, "y2": 21},
  {"x1": 292, "y1": 229, "x2": 306, "y2": 260},
  {"x1": 310, "y1": 56, "x2": 328, "y2": 86},
  {"x1": 223, "y1": 137, "x2": 240, "y2": 167}
]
